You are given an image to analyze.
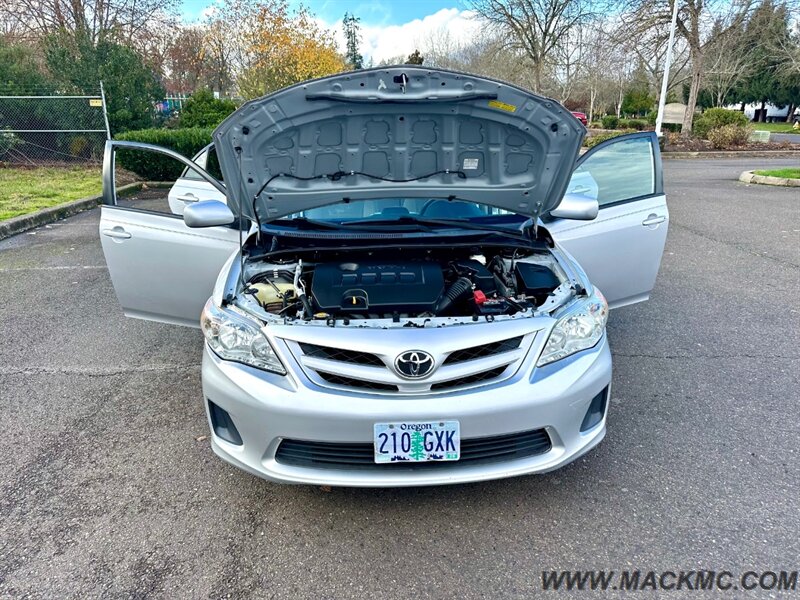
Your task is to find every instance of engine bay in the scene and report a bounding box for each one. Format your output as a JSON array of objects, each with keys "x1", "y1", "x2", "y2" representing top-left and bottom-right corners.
[{"x1": 240, "y1": 246, "x2": 567, "y2": 323}]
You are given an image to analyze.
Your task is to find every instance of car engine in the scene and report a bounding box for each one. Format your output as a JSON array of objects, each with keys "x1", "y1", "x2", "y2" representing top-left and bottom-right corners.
[{"x1": 244, "y1": 249, "x2": 564, "y2": 322}]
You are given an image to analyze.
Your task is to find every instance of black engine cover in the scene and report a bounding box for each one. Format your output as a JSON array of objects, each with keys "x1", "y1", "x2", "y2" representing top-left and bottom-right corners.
[{"x1": 311, "y1": 261, "x2": 444, "y2": 314}]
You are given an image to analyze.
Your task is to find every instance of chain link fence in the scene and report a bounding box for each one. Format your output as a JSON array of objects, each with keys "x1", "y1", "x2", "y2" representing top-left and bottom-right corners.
[{"x1": 0, "y1": 84, "x2": 110, "y2": 166}]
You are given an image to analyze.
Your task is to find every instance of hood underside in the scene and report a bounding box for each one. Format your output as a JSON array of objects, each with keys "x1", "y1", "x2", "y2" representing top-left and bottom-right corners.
[{"x1": 213, "y1": 67, "x2": 585, "y2": 222}]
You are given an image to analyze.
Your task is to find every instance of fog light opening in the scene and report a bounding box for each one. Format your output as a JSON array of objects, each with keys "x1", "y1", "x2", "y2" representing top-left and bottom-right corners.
[
  {"x1": 580, "y1": 387, "x2": 609, "y2": 432},
  {"x1": 207, "y1": 399, "x2": 243, "y2": 445}
]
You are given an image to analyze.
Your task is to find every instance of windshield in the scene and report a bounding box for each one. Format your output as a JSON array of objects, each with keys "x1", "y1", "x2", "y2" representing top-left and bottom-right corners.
[{"x1": 289, "y1": 198, "x2": 525, "y2": 225}]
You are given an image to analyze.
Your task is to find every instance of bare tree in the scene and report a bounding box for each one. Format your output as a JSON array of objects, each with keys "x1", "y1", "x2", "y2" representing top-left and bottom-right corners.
[
  {"x1": 549, "y1": 24, "x2": 587, "y2": 103},
  {"x1": 0, "y1": 0, "x2": 179, "y2": 45},
  {"x1": 161, "y1": 26, "x2": 207, "y2": 93},
  {"x1": 621, "y1": 0, "x2": 755, "y2": 134},
  {"x1": 772, "y1": 21, "x2": 800, "y2": 75},
  {"x1": 579, "y1": 25, "x2": 626, "y2": 121},
  {"x1": 417, "y1": 26, "x2": 542, "y2": 92},
  {"x1": 468, "y1": 0, "x2": 606, "y2": 92},
  {"x1": 702, "y1": 19, "x2": 754, "y2": 106},
  {"x1": 615, "y1": 18, "x2": 691, "y2": 104},
  {"x1": 416, "y1": 27, "x2": 466, "y2": 70},
  {"x1": 203, "y1": 21, "x2": 235, "y2": 96}
]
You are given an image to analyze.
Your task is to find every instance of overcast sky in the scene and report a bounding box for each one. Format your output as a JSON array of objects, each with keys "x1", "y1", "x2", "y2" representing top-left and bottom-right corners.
[{"x1": 179, "y1": 0, "x2": 481, "y2": 63}]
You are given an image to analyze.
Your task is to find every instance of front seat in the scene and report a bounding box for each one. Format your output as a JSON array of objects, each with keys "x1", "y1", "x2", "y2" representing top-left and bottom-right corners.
[
  {"x1": 421, "y1": 200, "x2": 483, "y2": 219},
  {"x1": 378, "y1": 206, "x2": 411, "y2": 218}
]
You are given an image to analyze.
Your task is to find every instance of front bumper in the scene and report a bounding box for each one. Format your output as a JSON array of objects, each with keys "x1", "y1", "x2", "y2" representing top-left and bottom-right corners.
[{"x1": 201, "y1": 334, "x2": 612, "y2": 487}]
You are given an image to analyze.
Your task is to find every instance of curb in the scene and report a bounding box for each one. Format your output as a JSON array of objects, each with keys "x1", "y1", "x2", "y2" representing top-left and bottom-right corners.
[
  {"x1": 0, "y1": 182, "x2": 147, "y2": 241},
  {"x1": 663, "y1": 150, "x2": 800, "y2": 159},
  {"x1": 738, "y1": 170, "x2": 800, "y2": 187}
]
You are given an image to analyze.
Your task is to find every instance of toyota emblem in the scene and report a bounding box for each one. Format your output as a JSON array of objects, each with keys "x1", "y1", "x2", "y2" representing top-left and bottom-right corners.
[{"x1": 394, "y1": 350, "x2": 435, "y2": 379}]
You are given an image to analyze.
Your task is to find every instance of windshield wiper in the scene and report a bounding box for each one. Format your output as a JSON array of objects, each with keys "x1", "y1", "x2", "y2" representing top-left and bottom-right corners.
[{"x1": 341, "y1": 216, "x2": 530, "y2": 240}]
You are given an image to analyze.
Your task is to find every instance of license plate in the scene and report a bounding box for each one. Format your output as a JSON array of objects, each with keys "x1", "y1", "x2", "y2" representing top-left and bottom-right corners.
[{"x1": 373, "y1": 421, "x2": 460, "y2": 463}]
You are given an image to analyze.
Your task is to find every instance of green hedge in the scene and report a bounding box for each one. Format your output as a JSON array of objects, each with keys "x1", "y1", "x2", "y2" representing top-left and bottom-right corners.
[
  {"x1": 115, "y1": 128, "x2": 213, "y2": 180},
  {"x1": 693, "y1": 108, "x2": 749, "y2": 140},
  {"x1": 618, "y1": 118, "x2": 650, "y2": 131}
]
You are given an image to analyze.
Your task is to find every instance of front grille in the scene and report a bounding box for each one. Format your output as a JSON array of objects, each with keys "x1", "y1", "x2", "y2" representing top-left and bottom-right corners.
[
  {"x1": 294, "y1": 333, "x2": 527, "y2": 394},
  {"x1": 429, "y1": 365, "x2": 508, "y2": 391},
  {"x1": 315, "y1": 364, "x2": 509, "y2": 393},
  {"x1": 443, "y1": 336, "x2": 524, "y2": 365},
  {"x1": 275, "y1": 428, "x2": 552, "y2": 470},
  {"x1": 299, "y1": 343, "x2": 384, "y2": 367},
  {"x1": 317, "y1": 372, "x2": 399, "y2": 392}
]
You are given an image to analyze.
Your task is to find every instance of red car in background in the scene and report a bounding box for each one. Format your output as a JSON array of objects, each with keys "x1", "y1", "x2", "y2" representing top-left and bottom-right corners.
[{"x1": 571, "y1": 111, "x2": 588, "y2": 126}]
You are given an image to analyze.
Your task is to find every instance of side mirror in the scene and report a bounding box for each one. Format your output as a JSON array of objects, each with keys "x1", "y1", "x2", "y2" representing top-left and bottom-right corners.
[
  {"x1": 183, "y1": 200, "x2": 235, "y2": 228},
  {"x1": 549, "y1": 193, "x2": 599, "y2": 221}
]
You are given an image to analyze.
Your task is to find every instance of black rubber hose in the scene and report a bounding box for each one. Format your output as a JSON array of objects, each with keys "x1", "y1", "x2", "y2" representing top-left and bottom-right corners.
[{"x1": 436, "y1": 277, "x2": 473, "y2": 315}]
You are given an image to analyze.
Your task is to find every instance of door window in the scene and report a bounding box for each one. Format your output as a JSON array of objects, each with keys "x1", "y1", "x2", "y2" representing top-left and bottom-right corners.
[
  {"x1": 111, "y1": 144, "x2": 226, "y2": 217},
  {"x1": 567, "y1": 136, "x2": 655, "y2": 207}
]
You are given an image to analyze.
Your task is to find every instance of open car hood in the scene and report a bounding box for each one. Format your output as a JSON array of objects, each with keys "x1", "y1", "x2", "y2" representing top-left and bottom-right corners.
[{"x1": 213, "y1": 67, "x2": 585, "y2": 222}]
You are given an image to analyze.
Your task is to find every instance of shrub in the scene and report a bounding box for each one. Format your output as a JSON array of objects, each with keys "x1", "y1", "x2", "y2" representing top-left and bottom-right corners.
[
  {"x1": 646, "y1": 110, "x2": 658, "y2": 125},
  {"x1": 707, "y1": 124, "x2": 752, "y2": 149},
  {"x1": 0, "y1": 130, "x2": 21, "y2": 158},
  {"x1": 664, "y1": 131, "x2": 681, "y2": 147},
  {"x1": 69, "y1": 136, "x2": 90, "y2": 158},
  {"x1": 584, "y1": 129, "x2": 636, "y2": 149},
  {"x1": 619, "y1": 118, "x2": 649, "y2": 131},
  {"x1": 693, "y1": 108, "x2": 749, "y2": 139},
  {"x1": 178, "y1": 89, "x2": 237, "y2": 129},
  {"x1": 115, "y1": 128, "x2": 212, "y2": 180},
  {"x1": 601, "y1": 115, "x2": 619, "y2": 129}
]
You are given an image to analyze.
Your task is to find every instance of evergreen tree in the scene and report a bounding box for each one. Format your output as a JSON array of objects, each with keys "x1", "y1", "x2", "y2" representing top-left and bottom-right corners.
[
  {"x1": 0, "y1": 39, "x2": 56, "y2": 94},
  {"x1": 621, "y1": 60, "x2": 654, "y2": 116},
  {"x1": 342, "y1": 13, "x2": 363, "y2": 70},
  {"x1": 44, "y1": 32, "x2": 164, "y2": 133},
  {"x1": 406, "y1": 49, "x2": 424, "y2": 65},
  {"x1": 178, "y1": 89, "x2": 237, "y2": 128}
]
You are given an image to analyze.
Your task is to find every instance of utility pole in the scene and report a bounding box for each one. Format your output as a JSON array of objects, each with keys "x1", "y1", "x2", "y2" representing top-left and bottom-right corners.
[{"x1": 655, "y1": 0, "x2": 680, "y2": 137}]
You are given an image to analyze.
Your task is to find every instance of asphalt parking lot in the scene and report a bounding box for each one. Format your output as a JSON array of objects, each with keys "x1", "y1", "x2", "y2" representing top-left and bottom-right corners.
[{"x1": 1, "y1": 157, "x2": 798, "y2": 598}]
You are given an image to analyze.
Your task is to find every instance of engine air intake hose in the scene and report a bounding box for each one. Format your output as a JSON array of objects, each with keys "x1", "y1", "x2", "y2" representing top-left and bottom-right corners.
[{"x1": 435, "y1": 277, "x2": 473, "y2": 315}]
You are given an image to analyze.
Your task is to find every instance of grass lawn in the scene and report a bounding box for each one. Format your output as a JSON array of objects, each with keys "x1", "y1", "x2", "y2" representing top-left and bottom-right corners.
[
  {"x1": 754, "y1": 168, "x2": 800, "y2": 179},
  {"x1": 750, "y1": 122, "x2": 800, "y2": 134},
  {"x1": 0, "y1": 166, "x2": 102, "y2": 221}
]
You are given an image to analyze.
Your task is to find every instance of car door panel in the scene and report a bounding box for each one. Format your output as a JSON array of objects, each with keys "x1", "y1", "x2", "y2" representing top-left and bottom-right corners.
[
  {"x1": 100, "y1": 140, "x2": 240, "y2": 327},
  {"x1": 549, "y1": 195, "x2": 668, "y2": 308},
  {"x1": 100, "y1": 208, "x2": 239, "y2": 326},
  {"x1": 547, "y1": 132, "x2": 669, "y2": 308}
]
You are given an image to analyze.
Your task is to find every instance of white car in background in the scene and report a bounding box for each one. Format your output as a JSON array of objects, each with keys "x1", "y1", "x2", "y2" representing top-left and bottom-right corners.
[{"x1": 168, "y1": 144, "x2": 226, "y2": 215}]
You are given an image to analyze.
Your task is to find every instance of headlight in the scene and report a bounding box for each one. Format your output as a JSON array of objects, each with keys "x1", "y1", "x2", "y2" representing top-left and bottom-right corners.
[
  {"x1": 537, "y1": 289, "x2": 608, "y2": 366},
  {"x1": 201, "y1": 299, "x2": 286, "y2": 375}
]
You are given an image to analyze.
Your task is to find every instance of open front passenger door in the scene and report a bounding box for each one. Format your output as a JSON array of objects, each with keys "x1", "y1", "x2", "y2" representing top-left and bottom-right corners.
[
  {"x1": 547, "y1": 132, "x2": 669, "y2": 309},
  {"x1": 99, "y1": 141, "x2": 241, "y2": 327}
]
